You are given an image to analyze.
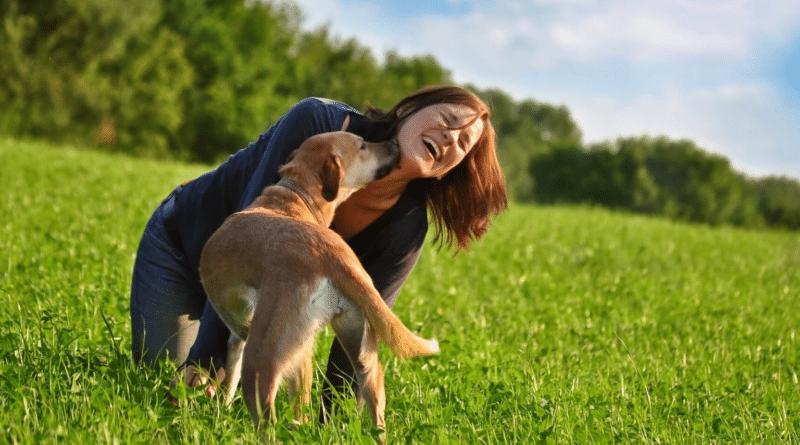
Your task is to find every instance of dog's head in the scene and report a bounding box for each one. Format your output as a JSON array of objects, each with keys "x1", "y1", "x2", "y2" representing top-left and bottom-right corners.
[{"x1": 280, "y1": 131, "x2": 400, "y2": 202}]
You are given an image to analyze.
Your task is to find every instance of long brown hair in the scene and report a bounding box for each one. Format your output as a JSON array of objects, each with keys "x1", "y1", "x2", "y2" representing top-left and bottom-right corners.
[{"x1": 365, "y1": 85, "x2": 508, "y2": 251}]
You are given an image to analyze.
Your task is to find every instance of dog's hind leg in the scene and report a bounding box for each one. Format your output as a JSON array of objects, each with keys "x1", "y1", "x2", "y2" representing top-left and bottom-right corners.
[
  {"x1": 242, "y1": 290, "x2": 327, "y2": 429},
  {"x1": 222, "y1": 335, "x2": 246, "y2": 406},
  {"x1": 357, "y1": 324, "x2": 386, "y2": 436},
  {"x1": 331, "y1": 311, "x2": 386, "y2": 433},
  {"x1": 242, "y1": 338, "x2": 284, "y2": 429},
  {"x1": 286, "y1": 346, "x2": 314, "y2": 423}
]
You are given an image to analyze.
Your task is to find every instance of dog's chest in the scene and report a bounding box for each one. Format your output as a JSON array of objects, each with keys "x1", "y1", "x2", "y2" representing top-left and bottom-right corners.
[{"x1": 305, "y1": 278, "x2": 358, "y2": 327}]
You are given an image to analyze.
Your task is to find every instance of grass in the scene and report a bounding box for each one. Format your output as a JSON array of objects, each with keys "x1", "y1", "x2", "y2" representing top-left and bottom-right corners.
[{"x1": 1, "y1": 137, "x2": 798, "y2": 444}]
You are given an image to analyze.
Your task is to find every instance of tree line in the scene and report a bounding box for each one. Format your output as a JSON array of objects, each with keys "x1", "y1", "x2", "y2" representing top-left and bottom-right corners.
[
  {"x1": 530, "y1": 138, "x2": 800, "y2": 230},
  {"x1": 0, "y1": 0, "x2": 453, "y2": 161},
  {"x1": 1, "y1": 0, "x2": 798, "y2": 230}
]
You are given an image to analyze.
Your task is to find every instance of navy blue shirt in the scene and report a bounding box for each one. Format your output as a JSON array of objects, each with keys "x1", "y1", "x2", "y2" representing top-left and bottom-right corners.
[{"x1": 172, "y1": 98, "x2": 428, "y2": 365}]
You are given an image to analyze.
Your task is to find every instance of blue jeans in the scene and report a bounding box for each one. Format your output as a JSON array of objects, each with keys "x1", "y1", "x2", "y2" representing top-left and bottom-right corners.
[{"x1": 130, "y1": 188, "x2": 207, "y2": 366}]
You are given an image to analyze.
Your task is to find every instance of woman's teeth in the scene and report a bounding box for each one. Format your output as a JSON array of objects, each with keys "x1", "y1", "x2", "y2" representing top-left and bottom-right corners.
[{"x1": 422, "y1": 136, "x2": 438, "y2": 159}]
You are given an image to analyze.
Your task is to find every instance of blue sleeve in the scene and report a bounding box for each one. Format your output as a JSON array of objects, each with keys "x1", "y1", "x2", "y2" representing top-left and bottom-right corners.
[
  {"x1": 235, "y1": 98, "x2": 358, "y2": 211},
  {"x1": 175, "y1": 98, "x2": 357, "y2": 274}
]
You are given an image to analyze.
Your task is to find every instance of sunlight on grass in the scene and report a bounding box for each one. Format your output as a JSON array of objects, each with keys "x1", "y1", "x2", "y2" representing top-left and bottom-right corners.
[{"x1": 1, "y1": 138, "x2": 798, "y2": 443}]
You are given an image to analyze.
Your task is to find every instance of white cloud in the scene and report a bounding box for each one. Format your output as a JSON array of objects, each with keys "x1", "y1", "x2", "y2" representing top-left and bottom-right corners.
[
  {"x1": 408, "y1": 1, "x2": 800, "y2": 70},
  {"x1": 566, "y1": 82, "x2": 800, "y2": 178},
  {"x1": 551, "y1": 12, "x2": 743, "y2": 62},
  {"x1": 287, "y1": 0, "x2": 800, "y2": 178},
  {"x1": 293, "y1": 0, "x2": 800, "y2": 66}
]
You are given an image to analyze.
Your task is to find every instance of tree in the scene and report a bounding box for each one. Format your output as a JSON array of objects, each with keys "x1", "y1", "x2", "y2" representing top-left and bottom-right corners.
[
  {"x1": 0, "y1": 0, "x2": 196, "y2": 156},
  {"x1": 473, "y1": 87, "x2": 582, "y2": 200},
  {"x1": 287, "y1": 26, "x2": 382, "y2": 110},
  {"x1": 753, "y1": 176, "x2": 800, "y2": 230},
  {"x1": 158, "y1": 0, "x2": 299, "y2": 162}
]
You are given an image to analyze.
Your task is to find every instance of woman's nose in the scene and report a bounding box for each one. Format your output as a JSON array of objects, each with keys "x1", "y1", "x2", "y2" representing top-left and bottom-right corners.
[{"x1": 442, "y1": 129, "x2": 457, "y2": 145}]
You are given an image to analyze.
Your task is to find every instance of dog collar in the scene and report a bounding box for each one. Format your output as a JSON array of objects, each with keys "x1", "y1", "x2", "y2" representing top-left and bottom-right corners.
[{"x1": 276, "y1": 179, "x2": 324, "y2": 225}]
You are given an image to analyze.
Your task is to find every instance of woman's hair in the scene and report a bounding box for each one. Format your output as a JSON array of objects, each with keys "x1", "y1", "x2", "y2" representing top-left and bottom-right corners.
[{"x1": 364, "y1": 85, "x2": 508, "y2": 252}]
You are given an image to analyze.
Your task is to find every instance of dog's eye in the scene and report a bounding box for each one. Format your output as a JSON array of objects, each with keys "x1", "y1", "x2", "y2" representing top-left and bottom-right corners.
[{"x1": 360, "y1": 142, "x2": 367, "y2": 151}]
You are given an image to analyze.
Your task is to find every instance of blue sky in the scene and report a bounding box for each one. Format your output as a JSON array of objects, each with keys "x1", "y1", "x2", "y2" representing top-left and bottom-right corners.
[{"x1": 291, "y1": 0, "x2": 800, "y2": 179}]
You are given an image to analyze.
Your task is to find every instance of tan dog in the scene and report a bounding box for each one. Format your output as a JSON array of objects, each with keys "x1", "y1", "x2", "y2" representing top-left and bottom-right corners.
[{"x1": 198, "y1": 131, "x2": 439, "y2": 435}]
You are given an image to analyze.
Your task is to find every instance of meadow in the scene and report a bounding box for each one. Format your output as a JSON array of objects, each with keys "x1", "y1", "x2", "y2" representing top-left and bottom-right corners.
[{"x1": 1, "y1": 138, "x2": 798, "y2": 444}]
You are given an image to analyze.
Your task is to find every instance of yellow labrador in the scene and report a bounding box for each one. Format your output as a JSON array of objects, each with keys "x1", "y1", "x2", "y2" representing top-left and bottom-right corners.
[{"x1": 199, "y1": 131, "x2": 439, "y2": 435}]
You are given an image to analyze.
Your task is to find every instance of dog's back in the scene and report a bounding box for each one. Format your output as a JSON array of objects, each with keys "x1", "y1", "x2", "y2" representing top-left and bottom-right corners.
[
  {"x1": 200, "y1": 206, "x2": 344, "y2": 340},
  {"x1": 200, "y1": 202, "x2": 439, "y2": 358}
]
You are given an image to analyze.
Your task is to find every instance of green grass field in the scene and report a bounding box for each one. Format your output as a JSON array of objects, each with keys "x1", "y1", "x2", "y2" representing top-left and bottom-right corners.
[{"x1": 1, "y1": 138, "x2": 798, "y2": 444}]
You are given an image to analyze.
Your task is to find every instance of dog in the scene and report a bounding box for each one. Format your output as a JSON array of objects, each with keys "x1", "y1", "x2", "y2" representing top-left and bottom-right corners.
[{"x1": 198, "y1": 131, "x2": 439, "y2": 436}]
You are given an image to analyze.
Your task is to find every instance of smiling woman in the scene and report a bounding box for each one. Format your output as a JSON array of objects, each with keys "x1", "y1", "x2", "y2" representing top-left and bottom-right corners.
[
  {"x1": 345, "y1": 86, "x2": 507, "y2": 248},
  {"x1": 129, "y1": 85, "x2": 507, "y2": 425},
  {"x1": 396, "y1": 103, "x2": 484, "y2": 179}
]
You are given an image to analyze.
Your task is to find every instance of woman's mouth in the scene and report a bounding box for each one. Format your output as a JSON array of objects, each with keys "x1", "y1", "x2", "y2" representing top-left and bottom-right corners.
[{"x1": 422, "y1": 136, "x2": 439, "y2": 160}]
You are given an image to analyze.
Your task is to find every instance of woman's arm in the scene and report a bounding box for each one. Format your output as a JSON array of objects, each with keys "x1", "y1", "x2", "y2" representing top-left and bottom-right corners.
[{"x1": 234, "y1": 98, "x2": 357, "y2": 211}]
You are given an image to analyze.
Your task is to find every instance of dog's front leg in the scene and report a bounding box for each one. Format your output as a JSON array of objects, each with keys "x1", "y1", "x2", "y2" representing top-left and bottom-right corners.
[{"x1": 222, "y1": 335, "x2": 246, "y2": 406}]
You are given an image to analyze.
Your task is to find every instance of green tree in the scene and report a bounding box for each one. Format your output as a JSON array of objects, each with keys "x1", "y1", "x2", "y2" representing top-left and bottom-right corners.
[
  {"x1": 474, "y1": 88, "x2": 582, "y2": 200},
  {"x1": 529, "y1": 136, "x2": 777, "y2": 230},
  {"x1": 158, "y1": 0, "x2": 299, "y2": 162},
  {"x1": 0, "y1": 0, "x2": 103, "y2": 140},
  {"x1": 752, "y1": 176, "x2": 800, "y2": 230},
  {"x1": 0, "y1": 0, "x2": 196, "y2": 157},
  {"x1": 612, "y1": 138, "x2": 660, "y2": 212},
  {"x1": 286, "y1": 26, "x2": 382, "y2": 110},
  {"x1": 380, "y1": 51, "x2": 451, "y2": 106},
  {"x1": 529, "y1": 142, "x2": 587, "y2": 204}
]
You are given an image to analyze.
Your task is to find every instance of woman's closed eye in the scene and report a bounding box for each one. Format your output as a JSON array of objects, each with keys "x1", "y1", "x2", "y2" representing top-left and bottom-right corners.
[
  {"x1": 458, "y1": 132, "x2": 471, "y2": 152},
  {"x1": 441, "y1": 112, "x2": 461, "y2": 128}
]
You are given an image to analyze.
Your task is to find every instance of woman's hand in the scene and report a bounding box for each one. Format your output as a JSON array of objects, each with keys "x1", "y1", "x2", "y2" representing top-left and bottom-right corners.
[{"x1": 168, "y1": 364, "x2": 227, "y2": 406}]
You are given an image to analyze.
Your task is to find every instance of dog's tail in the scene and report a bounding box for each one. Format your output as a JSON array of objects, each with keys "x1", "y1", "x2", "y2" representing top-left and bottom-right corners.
[
  {"x1": 365, "y1": 302, "x2": 440, "y2": 359},
  {"x1": 333, "y1": 267, "x2": 439, "y2": 359}
]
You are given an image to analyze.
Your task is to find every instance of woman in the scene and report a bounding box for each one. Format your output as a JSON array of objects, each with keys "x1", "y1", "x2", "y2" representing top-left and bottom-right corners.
[{"x1": 130, "y1": 85, "x2": 507, "y2": 414}]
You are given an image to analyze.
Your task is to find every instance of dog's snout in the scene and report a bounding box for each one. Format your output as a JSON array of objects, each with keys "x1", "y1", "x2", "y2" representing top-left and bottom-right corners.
[
  {"x1": 387, "y1": 139, "x2": 400, "y2": 161},
  {"x1": 374, "y1": 139, "x2": 401, "y2": 180}
]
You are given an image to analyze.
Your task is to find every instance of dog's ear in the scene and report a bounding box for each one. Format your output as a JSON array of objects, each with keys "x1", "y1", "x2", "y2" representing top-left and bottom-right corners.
[{"x1": 320, "y1": 155, "x2": 342, "y2": 201}]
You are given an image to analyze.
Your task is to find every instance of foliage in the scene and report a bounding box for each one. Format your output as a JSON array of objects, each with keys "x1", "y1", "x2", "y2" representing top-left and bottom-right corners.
[
  {"x1": 470, "y1": 87, "x2": 583, "y2": 200},
  {"x1": 751, "y1": 176, "x2": 800, "y2": 230},
  {"x1": 1, "y1": 139, "x2": 798, "y2": 443},
  {"x1": 530, "y1": 136, "x2": 800, "y2": 231},
  {"x1": 156, "y1": 0, "x2": 300, "y2": 162},
  {"x1": 0, "y1": 0, "x2": 194, "y2": 157},
  {"x1": 1, "y1": 0, "x2": 797, "y2": 229},
  {"x1": 0, "y1": 0, "x2": 455, "y2": 164}
]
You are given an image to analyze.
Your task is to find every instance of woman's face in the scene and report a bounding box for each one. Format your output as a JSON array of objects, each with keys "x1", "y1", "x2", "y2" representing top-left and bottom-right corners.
[{"x1": 394, "y1": 103, "x2": 484, "y2": 180}]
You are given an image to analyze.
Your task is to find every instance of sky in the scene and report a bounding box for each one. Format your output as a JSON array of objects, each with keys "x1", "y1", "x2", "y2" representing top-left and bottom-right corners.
[{"x1": 289, "y1": 0, "x2": 800, "y2": 180}]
